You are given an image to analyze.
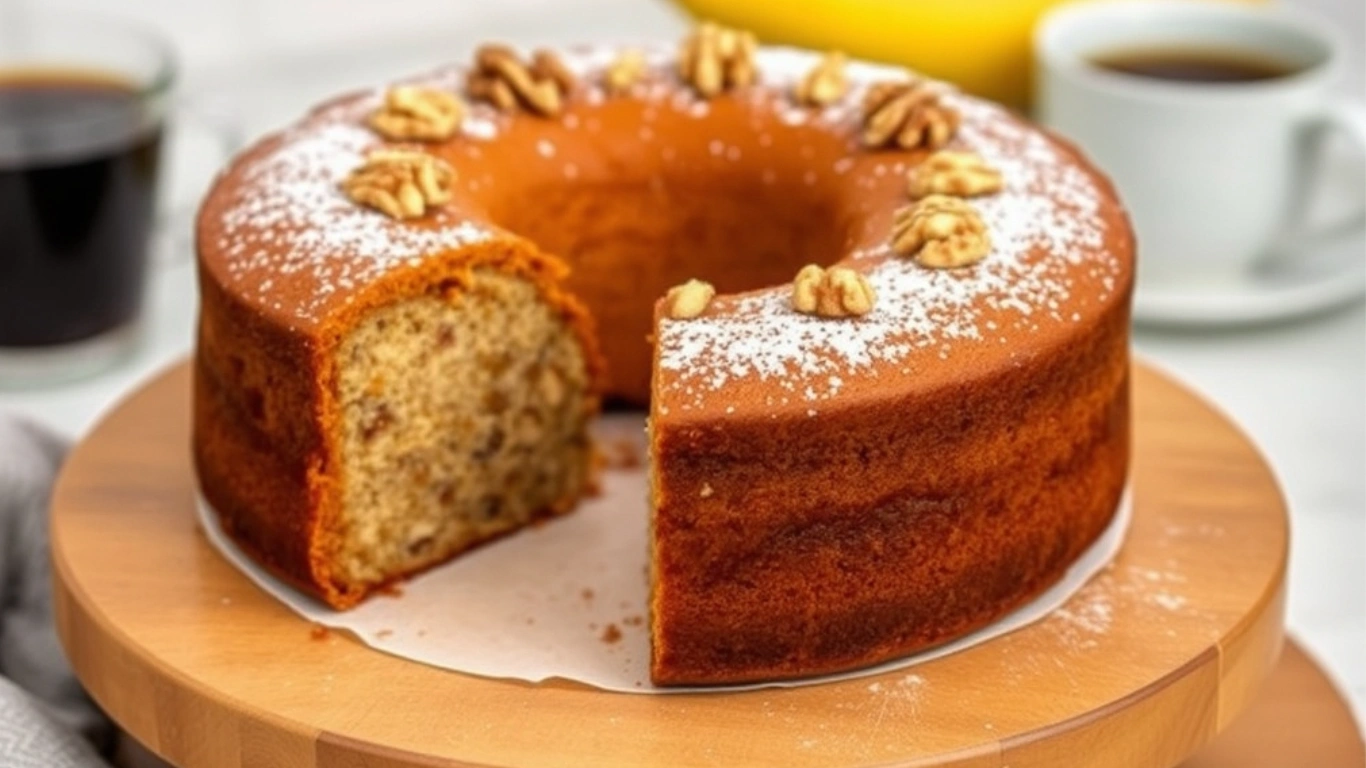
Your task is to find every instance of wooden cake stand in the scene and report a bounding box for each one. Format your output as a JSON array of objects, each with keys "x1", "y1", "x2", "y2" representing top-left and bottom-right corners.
[{"x1": 52, "y1": 362, "x2": 1311, "y2": 768}]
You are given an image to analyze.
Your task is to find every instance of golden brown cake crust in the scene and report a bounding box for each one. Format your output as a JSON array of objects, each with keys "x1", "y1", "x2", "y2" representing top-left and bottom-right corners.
[
  {"x1": 648, "y1": 296, "x2": 1129, "y2": 684},
  {"x1": 194, "y1": 44, "x2": 1134, "y2": 681}
]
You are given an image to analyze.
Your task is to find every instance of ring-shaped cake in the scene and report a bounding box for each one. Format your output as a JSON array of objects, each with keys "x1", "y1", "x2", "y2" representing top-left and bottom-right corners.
[{"x1": 194, "y1": 37, "x2": 1133, "y2": 685}]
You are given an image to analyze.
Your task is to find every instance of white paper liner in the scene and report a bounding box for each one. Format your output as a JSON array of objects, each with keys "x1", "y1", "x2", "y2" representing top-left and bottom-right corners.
[{"x1": 197, "y1": 414, "x2": 1132, "y2": 693}]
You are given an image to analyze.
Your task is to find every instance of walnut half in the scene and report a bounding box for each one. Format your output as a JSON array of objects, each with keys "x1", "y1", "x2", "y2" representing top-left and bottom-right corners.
[
  {"x1": 341, "y1": 149, "x2": 454, "y2": 221},
  {"x1": 368, "y1": 86, "x2": 465, "y2": 142},
  {"x1": 891, "y1": 195, "x2": 991, "y2": 269},
  {"x1": 794, "y1": 51, "x2": 847, "y2": 107},
  {"x1": 605, "y1": 50, "x2": 648, "y2": 95},
  {"x1": 678, "y1": 22, "x2": 757, "y2": 97},
  {"x1": 467, "y1": 44, "x2": 576, "y2": 117},
  {"x1": 664, "y1": 279, "x2": 716, "y2": 319},
  {"x1": 791, "y1": 264, "x2": 876, "y2": 317},
  {"x1": 907, "y1": 150, "x2": 1003, "y2": 199},
  {"x1": 862, "y1": 80, "x2": 960, "y2": 151}
]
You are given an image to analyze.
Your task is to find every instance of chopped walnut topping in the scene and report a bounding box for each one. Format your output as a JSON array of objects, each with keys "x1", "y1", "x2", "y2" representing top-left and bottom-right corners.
[
  {"x1": 907, "y1": 150, "x2": 1003, "y2": 199},
  {"x1": 862, "y1": 80, "x2": 960, "y2": 150},
  {"x1": 341, "y1": 149, "x2": 454, "y2": 221},
  {"x1": 664, "y1": 279, "x2": 715, "y2": 319},
  {"x1": 605, "y1": 49, "x2": 648, "y2": 94},
  {"x1": 891, "y1": 195, "x2": 991, "y2": 268},
  {"x1": 678, "y1": 22, "x2": 757, "y2": 97},
  {"x1": 467, "y1": 44, "x2": 575, "y2": 116},
  {"x1": 791, "y1": 265, "x2": 876, "y2": 317},
  {"x1": 532, "y1": 50, "x2": 577, "y2": 94},
  {"x1": 794, "y1": 51, "x2": 847, "y2": 107},
  {"x1": 368, "y1": 86, "x2": 465, "y2": 141}
]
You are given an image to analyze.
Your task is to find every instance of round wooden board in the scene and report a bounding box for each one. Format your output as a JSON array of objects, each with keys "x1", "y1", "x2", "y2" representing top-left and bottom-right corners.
[
  {"x1": 53, "y1": 362, "x2": 1289, "y2": 768},
  {"x1": 1181, "y1": 642, "x2": 1365, "y2": 768},
  {"x1": 109, "y1": 641, "x2": 1366, "y2": 768}
]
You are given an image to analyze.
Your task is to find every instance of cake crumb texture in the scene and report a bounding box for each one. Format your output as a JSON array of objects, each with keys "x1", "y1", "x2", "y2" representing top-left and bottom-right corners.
[{"x1": 333, "y1": 270, "x2": 591, "y2": 591}]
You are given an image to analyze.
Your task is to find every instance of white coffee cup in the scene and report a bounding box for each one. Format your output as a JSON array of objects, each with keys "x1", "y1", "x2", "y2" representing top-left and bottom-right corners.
[{"x1": 1035, "y1": 0, "x2": 1365, "y2": 290}]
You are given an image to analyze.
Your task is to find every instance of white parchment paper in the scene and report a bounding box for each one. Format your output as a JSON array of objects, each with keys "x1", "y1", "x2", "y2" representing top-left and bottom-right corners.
[{"x1": 197, "y1": 414, "x2": 1131, "y2": 693}]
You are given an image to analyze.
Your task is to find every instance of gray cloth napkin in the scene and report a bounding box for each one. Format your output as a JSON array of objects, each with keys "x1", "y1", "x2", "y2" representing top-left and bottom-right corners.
[{"x1": 0, "y1": 414, "x2": 113, "y2": 766}]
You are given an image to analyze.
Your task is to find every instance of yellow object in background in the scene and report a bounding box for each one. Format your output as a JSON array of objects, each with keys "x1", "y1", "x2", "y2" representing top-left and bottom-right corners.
[{"x1": 670, "y1": 0, "x2": 1262, "y2": 111}]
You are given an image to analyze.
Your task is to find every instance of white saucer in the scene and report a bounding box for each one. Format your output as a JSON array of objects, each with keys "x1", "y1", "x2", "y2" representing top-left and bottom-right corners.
[{"x1": 1133, "y1": 236, "x2": 1366, "y2": 327}]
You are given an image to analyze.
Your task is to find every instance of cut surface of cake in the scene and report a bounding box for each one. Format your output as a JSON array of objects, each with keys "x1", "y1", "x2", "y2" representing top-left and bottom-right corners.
[{"x1": 193, "y1": 33, "x2": 1133, "y2": 685}]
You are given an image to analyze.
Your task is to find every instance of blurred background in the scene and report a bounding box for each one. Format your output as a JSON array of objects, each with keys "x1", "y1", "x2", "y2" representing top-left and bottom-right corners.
[
  {"x1": 0, "y1": 0, "x2": 1362, "y2": 740},
  {"x1": 3, "y1": 0, "x2": 1355, "y2": 132}
]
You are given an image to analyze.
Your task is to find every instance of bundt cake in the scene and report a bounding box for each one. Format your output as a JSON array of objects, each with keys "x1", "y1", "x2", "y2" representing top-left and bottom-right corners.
[{"x1": 193, "y1": 27, "x2": 1134, "y2": 686}]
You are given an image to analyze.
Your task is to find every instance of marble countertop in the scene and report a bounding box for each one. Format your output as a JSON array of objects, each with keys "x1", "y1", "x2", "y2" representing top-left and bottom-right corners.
[{"x1": 2, "y1": 0, "x2": 1362, "y2": 736}]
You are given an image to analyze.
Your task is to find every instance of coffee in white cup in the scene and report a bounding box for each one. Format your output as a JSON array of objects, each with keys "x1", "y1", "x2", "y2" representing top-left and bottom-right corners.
[{"x1": 1035, "y1": 0, "x2": 1365, "y2": 292}]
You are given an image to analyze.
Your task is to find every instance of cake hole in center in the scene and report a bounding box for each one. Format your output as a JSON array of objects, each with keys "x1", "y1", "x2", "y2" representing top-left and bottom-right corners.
[{"x1": 486, "y1": 124, "x2": 855, "y2": 404}]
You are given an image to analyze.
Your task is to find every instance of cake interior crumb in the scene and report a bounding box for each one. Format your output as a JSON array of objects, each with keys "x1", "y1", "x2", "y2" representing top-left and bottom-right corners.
[{"x1": 333, "y1": 269, "x2": 592, "y2": 591}]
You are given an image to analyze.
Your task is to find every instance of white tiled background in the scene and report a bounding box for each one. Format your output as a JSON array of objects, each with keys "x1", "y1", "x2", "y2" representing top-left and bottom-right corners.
[{"x1": 2, "y1": 0, "x2": 1363, "y2": 740}]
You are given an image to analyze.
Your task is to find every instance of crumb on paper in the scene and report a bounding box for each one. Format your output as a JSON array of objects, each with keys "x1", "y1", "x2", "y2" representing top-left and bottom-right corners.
[
  {"x1": 623, "y1": 614, "x2": 644, "y2": 627},
  {"x1": 602, "y1": 437, "x2": 642, "y2": 469},
  {"x1": 376, "y1": 629, "x2": 393, "y2": 639},
  {"x1": 376, "y1": 583, "x2": 404, "y2": 598},
  {"x1": 585, "y1": 474, "x2": 604, "y2": 498},
  {"x1": 601, "y1": 623, "x2": 622, "y2": 644},
  {"x1": 309, "y1": 624, "x2": 330, "y2": 641},
  {"x1": 581, "y1": 588, "x2": 595, "y2": 601}
]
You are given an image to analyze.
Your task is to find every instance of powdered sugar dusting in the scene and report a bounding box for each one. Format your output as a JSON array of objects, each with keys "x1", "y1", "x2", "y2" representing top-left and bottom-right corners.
[
  {"x1": 213, "y1": 119, "x2": 492, "y2": 323},
  {"x1": 206, "y1": 43, "x2": 1123, "y2": 352},
  {"x1": 655, "y1": 63, "x2": 1120, "y2": 410}
]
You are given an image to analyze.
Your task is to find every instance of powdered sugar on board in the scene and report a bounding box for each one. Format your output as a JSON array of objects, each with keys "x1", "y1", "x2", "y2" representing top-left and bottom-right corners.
[{"x1": 196, "y1": 413, "x2": 1132, "y2": 694}]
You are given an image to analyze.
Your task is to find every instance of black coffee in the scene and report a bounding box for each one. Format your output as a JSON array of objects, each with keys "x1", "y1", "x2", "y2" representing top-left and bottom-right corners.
[
  {"x1": 1090, "y1": 47, "x2": 1298, "y2": 83},
  {"x1": 0, "y1": 71, "x2": 162, "y2": 347}
]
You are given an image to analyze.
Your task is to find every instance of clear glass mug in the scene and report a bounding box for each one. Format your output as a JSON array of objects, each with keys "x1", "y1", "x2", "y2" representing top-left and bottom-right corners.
[{"x1": 0, "y1": 9, "x2": 235, "y2": 388}]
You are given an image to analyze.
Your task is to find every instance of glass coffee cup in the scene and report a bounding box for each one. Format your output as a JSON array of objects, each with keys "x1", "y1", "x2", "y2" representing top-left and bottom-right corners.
[{"x1": 0, "y1": 10, "x2": 229, "y2": 387}]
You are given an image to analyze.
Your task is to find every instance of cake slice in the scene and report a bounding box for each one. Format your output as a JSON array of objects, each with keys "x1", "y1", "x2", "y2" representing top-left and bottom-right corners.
[{"x1": 195, "y1": 245, "x2": 603, "y2": 608}]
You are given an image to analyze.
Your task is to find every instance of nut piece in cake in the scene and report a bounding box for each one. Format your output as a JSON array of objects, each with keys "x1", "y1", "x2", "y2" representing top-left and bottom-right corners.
[
  {"x1": 791, "y1": 264, "x2": 876, "y2": 317},
  {"x1": 664, "y1": 279, "x2": 716, "y2": 319},
  {"x1": 341, "y1": 149, "x2": 454, "y2": 221},
  {"x1": 368, "y1": 86, "x2": 465, "y2": 141},
  {"x1": 862, "y1": 80, "x2": 960, "y2": 150},
  {"x1": 467, "y1": 44, "x2": 576, "y2": 116},
  {"x1": 908, "y1": 150, "x2": 1003, "y2": 199},
  {"x1": 891, "y1": 195, "x2": 991, "y2": 268},
  {"x1": 794, "y1": 51, "x2": 848, "y2": 107},
  {"x1": 678, "y1": 22, "x2": 757, "y2": 97},
  {"x1": 604, "y1": 50, "x2": 648, "y2": 95}
]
